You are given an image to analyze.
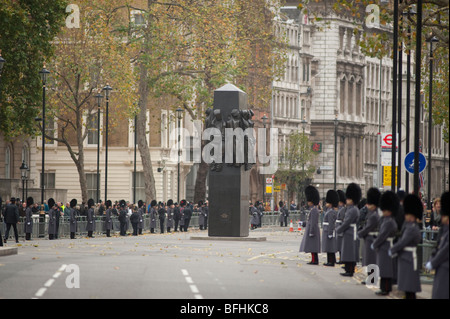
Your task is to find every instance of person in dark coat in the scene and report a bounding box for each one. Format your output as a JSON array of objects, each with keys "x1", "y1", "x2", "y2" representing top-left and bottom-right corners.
[
  {"x1": 426, "y1": 191, "x2": 449, "y2": 299},
  {"x1": 47, "y1": 198, "x2": 57, "y2": 240},
  {"x1": 249, "y1": 203, "x2": 259, "y2": 230},
  {"x1": 337, "y1": 183, "x2": 361, "y2": 276},
  {"x1": 204, "y1": 200, "x2": 209, "y2": 230},
  {"x1": 322, "y1": 190, "x2": 339, "y2": 266},
  {"x1": 24, "y1": 197, "x2": 34, "y2": 240},
  {"x1": 389, "y1": 194, "x2": 422, "y2": 299},
  {"x1": 130, "y1": 205, "x2": 140, "y2": 236},
  {"x1": 137, "y1": 200, "x2": 145, "y2": 235},
  {"x1": 86, "y1": 198, "x2": 95, "y2": 238},
  {"x1": 3, "y1": 197, "x2": 20, "y2": 244},
  {"x1": 104, "y1": 200, "x2": 113, "y2": 237},
  {"x1": 335, "y1": 190, "x2": 346, "y2": 264},
  {"x1": 166, "y1": 199, "x2": 174, "y2": 232},
  {"x1": 158, "y1": 202, "x2": 166, "y2": 234},
  {"x1": 118, "y1": 200, "x2": 128, "y2": 236},
  {"x1": 198, "y1": 201, "x2": 206, "y2": 230},
  {"x1": 173, "y1": 202, "x2": 181, "y2": 232},
  {"x1": 149, "y1": 200, "x2": 158, "y2": 233},
  {"x1": 69, "y1": 199, "x2": 78, "y2": 239},
  {"x1": 300, "y1": 185, "x2": 321, "y2": 265},
  {"x1": 371, "y1": 191, "x2": 399, "y2": 296},
  {"x1": 257, "y1": 201, "x2": 264, "y2": 228},
  {"x1": 279, "y1": 201, "x2": 289, "y2": 227},
  {"x1": 181, "y1": 200, "x2": 192, "y2": 232},
  {"x1": 358, "y1": 188, "x2": 381, "y2": 284}
]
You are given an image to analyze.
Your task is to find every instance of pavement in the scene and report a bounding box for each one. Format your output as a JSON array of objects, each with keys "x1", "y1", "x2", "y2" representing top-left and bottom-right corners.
[{"x1": 0, "y1": 226, "x2": 433, "y2": 300}]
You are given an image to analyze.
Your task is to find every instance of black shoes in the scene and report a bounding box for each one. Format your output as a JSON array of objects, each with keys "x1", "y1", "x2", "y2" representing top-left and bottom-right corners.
[
  {"x1": 323, "y1": 262, "x2": 335, "y2": 267},
  {"x1": 340, "y1": 272, "x2": 354, "y2": 277}
]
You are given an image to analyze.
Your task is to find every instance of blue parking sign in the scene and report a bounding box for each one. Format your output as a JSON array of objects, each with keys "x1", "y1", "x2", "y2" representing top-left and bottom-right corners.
[{"x1": 404, "y1": 152, "x2": 427, "y2": 174}]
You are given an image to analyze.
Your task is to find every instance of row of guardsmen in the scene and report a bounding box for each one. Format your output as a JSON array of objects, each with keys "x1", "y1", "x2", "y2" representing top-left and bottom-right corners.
[{"x1": 299, "y1": 183, "x2": 449, "y2": 299}]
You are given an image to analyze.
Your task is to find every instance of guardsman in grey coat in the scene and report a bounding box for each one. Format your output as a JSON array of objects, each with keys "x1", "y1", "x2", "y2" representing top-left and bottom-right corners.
[
  {"x1": 118, "y1": 200, "x2": 128, "y2": 236},
  {"x1": 336, "y1": 190, "x2": 346, "y2": 264},
  {"x1": 371, "y1": 191, "x2": 399, "y2": 296},
  {"x1": 137, "y1": 200, "x2": 145, "y2": 235},
  {"x1": 300, "y1": 185, "x2": 321, "y2": 265},
  {"x1": 389, "y1": 194, "x2": 423, "y2": 299},
  {"x1": 104, "y1": 200, "x2": 113, "y2": 237},
  {"x1": 249, "y1": 203, "x2": 259, "y2": 230},
  {"x1": 322, "y1": 190, "x2": 339, "y2": 266},
  {"x1": 358, "y1": 188, "x2": 381, "y2": 284},
  {"x1": 279, "y1": 201, "x2": 289, "y2": 227},
  {"x1": 69, "y1": 199, "x2": 78, "y2": 239},
  {"x1": 198, "y1": 200, "x2": 205, "y2": 230},
  {"x1": 47, "y1": 198, "x2": 57, "y2": 240},
  {"x1": 426, "y1": 191, "x2": 449, "y2": 299},
  {"x1": 337, "y1": 183, "x2": 361, "y2": 276},
  {"x1": 166, "y1": 199, "x2": 174, "y2": 232},
  {"x1": 149, "y1": 200, "x2": 158, "y2": 233},
  {"x1": 24, "y1": 197, "x2": 34, "y2": 240},
  {"x1": 86, "y1": 198, "x2": 95, "y2": 238}
]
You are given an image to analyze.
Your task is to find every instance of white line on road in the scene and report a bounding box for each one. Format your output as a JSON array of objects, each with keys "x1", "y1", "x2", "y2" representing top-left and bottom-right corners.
[
  {"x1": 33, "y1": 264, "x2": 68, "y2": 299},
  {"x1": 44, "y1": 279, "x2": 55, "y2": 287},
  {"x1": 181, "y1": 269, "x2": 203, "y2": 299},
  {"x1": 35, "y1": 288, "x2": 47, "y2": 297}
]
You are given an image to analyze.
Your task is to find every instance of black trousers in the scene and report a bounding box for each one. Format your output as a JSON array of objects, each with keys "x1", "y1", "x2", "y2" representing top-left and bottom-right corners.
[
  {"x1": 120, "y1": 222, "x2": 127, "y2": 236},
  {"x1": 380, "y1": 277, "x2": 392, "y2": 293},
  {"x1": 87, "y1": 231, "x2": 93, "y2": 237},
  {"x1": 327, "y1": 253, "x2": 336, "y2": 265},
  {"x1": 344, "y1": 262, "x2": 356, "y2": 274},
  {"x1": 160, "y1": 220, "x2": 164, "y2": 233},
  {"x1": 5, "y1": 223, "x2": 19, "y2": 242},
  {"x1": 70, "y1": 232, "x2": 76, "y2": 239},
  {"x1": 184, "y1": 218, "x2": 191, "y2": 231},
  {"x1": 132, "y1": 223, "x2": 138, "y2": 236},
  {"x1": 106, "y1": 229, "x2": 111, "y2": 237},
  {"x1": 174, "y1": 219, "x2": 180, "y2": 231}
]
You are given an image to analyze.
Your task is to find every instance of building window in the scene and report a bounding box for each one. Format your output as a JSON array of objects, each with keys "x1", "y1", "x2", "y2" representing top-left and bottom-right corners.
[
  {"x1": 87, "y1": 113, "x2": 99, "y2": 145},
  {"x1": 132, "y1": 172, "x2": 145, "y2": 202},
  {"x1": 43, "y1": 172, "x2": 56, "y2": 189},
  {"x1": 45, "y1": 120, "x2": 55, "y2": 144},
  {"x1": 5, "y1": 146, "x2": 11, "y2": 179},
  {"x1": 22, "y1": 144, "x2": 29, "y2": 166},
  {"x1": 86, "y1": 173, "x2": 100, "y2": 202}
]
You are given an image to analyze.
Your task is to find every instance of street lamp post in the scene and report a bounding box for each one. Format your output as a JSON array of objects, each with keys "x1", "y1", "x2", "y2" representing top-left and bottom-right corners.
[
  {"x1": 261, "y1": 114, "x2": 268, "y2": 203},
  {"x1": 102, "y1": 84, "x2": 112, "y2": 203},
  {"x1": 20, "y1": 161, "x2": 29, "y2": 201},
  {"x1": 391, "y1": 0, "x2": 399, "y2": 191},
  {"x1": 176, "y1": 108, "x2": 183, "y2": 203},
  {"x1": 95, "y1": 92, "x2": 103, "y2": 203},
  {"x1": 426, "y1": 35, "x2": 438, "y2": 209},
  {"x1": 334, "y1": 112, "x2": 338, "y2": 191},
  {"x1": 39, "y1": 64, "x2": 50, "y2": 205}
]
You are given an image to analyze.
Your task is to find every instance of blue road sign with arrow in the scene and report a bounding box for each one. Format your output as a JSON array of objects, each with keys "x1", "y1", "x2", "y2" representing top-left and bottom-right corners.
[{"x1": 404, "y1": 152, "x2": 427, "y2": 174}]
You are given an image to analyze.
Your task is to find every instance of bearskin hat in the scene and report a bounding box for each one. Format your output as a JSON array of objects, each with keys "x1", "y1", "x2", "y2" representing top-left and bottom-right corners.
[
  {"x1": 119, "y1": 199, "x2": 127, "y2": 208},
  {"x1": 337, "y1": 190, "x2": 346, "y2": 204},
  {"x1": 167, "y1": 199, "x2": 174, "y2": 206},
  {"x1": 180, "y1": 200, "x2": 187, "y2": 207},
  {"x1": 305, "y1": 185, "x2": 320, "y2": 206},
  {"x1": 87, "y1": 198, "x2": 95, "y2": 208},
  {"x1": 379, "y1": 191, "x2": 400, "y2": 215},
  {"x1": 198, "y1": 200, "x2": 204, "y2": 207},
  {"x1": 366, "y1": 188, "x2": 381, "y2": 206},
  {"x1": 138, "y1": 200, "x2": 144, "y2": 208},
  {"x1": 105, "y1": 200, "x2": 112, "y2": 208},
  {"x1": 403, "y1": 194, "x2": 423, "y2": 220},
  {"x1": 27, "y1": 197, "x2": 34, "y2": 207},
  {"x1": 345, "y1": 183, "x2": 362, "y2": 204},
  {"x1": 279, "y1": 201, "x2": 284, "y2": 207},
  {"x1": 326, "y1": 190, "x2": 339, "y2": 208},
  {"x1": 150, "y1": 199, "x2": 157, "y2": 207},
  {"x1": 70, "y1": 198, "x2": 77, "y2": 208},
  {"x1": 48, "y1": 198, "x2": 55, "y2": 208},
  {"x1": 440, "y1": 191, "x2": 449, "y2": 217}
]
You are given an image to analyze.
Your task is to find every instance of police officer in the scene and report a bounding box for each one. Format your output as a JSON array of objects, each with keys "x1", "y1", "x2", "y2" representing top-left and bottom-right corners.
[
  {"x1": 137, "y1": 200, "x2": 145, "y2": 235},
  {"x1": 336, "y1": 183, "x2": 361, "y2": 276},
  {"x1": 358, "y1": 188, "x2": 381, "y2": 284},
  {"x1": 86, "y1": 198, "x2": 95, "y2": 238},
  {"x1": 371, "y1": 191, "x2": 398, "y2": 296},
  {"x1": 173, "y1": 202, "x2": 181, "y2": 232},
  {"x1": 158, "y1": 202, "x2": 166, "y2": 234},
  {"x1": 3, "y1": 197, "x2": 20, "y2": 244},
  {"x1": 104, "y1": 200, "x2": 113, "y2": 237},
  {"x1": 300, "y1": 185, "x2": 321, "y2": 265},
  {"x1": 166, "y1": 199, "x2": 174, "y2": 232},
  {"x1": 149, "y1": 200, "x2": 157, "y2": 233},
  {"x1": 336, "y1": 190, "x2": 346, "y2": 264},
  {"x1": 118, "y1": 200, "x2": 128, "y2": 236},
  {"x1": 130, "y1": 204, "x2": 140, "y2": 236},
  {"x1": 182, "y1": 200, "x2": 192, "y2": 232},
  {"x1": 69, "y1": 198, "x2": 78, "y2": 239},
  {"x1": 389, "y1": 194, "x2": 422, "y2": 299},
  {"x1": 322, "y1": 190, "x2": 339, "y2": 266},
  {"x1": 24, "y1": 197, "x2": 34, "y2": 241},
  {"x1": 279, "y1": 201, "x2": 289, "y2": 227},
  {"x1": 426, "y1": 191, "x2": 449, "y2": 299}
]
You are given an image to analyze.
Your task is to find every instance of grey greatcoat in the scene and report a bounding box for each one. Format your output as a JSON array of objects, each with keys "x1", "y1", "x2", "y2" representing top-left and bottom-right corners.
[
  {"x1": 166, "y1": 207, "x2": 174, "y2": 228},
  {"x1": 300, "y1": 206, "x2": 321, "y2": 253},
  {"x1": 250, "y1": 206, "x2": 259, "y2": 226},
  {"x1": 336, "y1": 204, "x2": 359, "y2": 262},
  {"x1": 48, "y1": 208, "x2": 57, "y2": 235},
  {"x1": 138, "y1": 207, "x2": 145, "y2": 230},
  {"x1": 149, "y1": 207, "x2": 158, "y2": 229},
  {"x1": 390, "y1": 221, "x2": 421, "y2": 293},
  {"x1": 336, "y1": 205, "x2": 346, "y2": 252},
  {"x1": 429, "y1": 225, "x2": 449, "y2": 299},
  {"x1": 322, "y1": 207, "x2": 337, "y2": 253},
  {"x1": 69, "y1": 207, "x2": 78, "y2": 233},
  {"x1": 24, "y1": 206, "x2": 33, "y2": 234},
  {"x1": 86, "y1": 207, "x2": 95, "y2": 232},
  {"x1": 104, "y1": 208, "x2": 113, "y2": 230},
  {"x1": 198, "y1": 208, "x2": 206, "y2": 227},
  {"x1": 357, "y1": 208, "x2": 380, "y2": 266},
  {"x1": 372, "y1": 216, "x2": 397, "y2": 278}
]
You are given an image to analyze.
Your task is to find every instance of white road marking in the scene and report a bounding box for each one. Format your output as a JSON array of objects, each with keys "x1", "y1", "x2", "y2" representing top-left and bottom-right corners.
[
  {"x1": 44, "y1": 279, "x2": 55, "y2": 287},
  {"x1": 35, "y1": 288, "x2": 47, "y2": 297},
  {"x1": 181, "y1": 269, "x2": 203, "y2": 299},
  {"x1": 33, "y1": 264, "x2": 68, "y2": 299}
]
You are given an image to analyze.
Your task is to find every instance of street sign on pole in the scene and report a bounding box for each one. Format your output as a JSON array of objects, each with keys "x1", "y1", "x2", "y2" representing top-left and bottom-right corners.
[
  {"x1": 404, "y1": 152, "x2": 427, "y2": 174},
  {"x1": 383, "y1": 166, "x2": 398, "y2": 187}
]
